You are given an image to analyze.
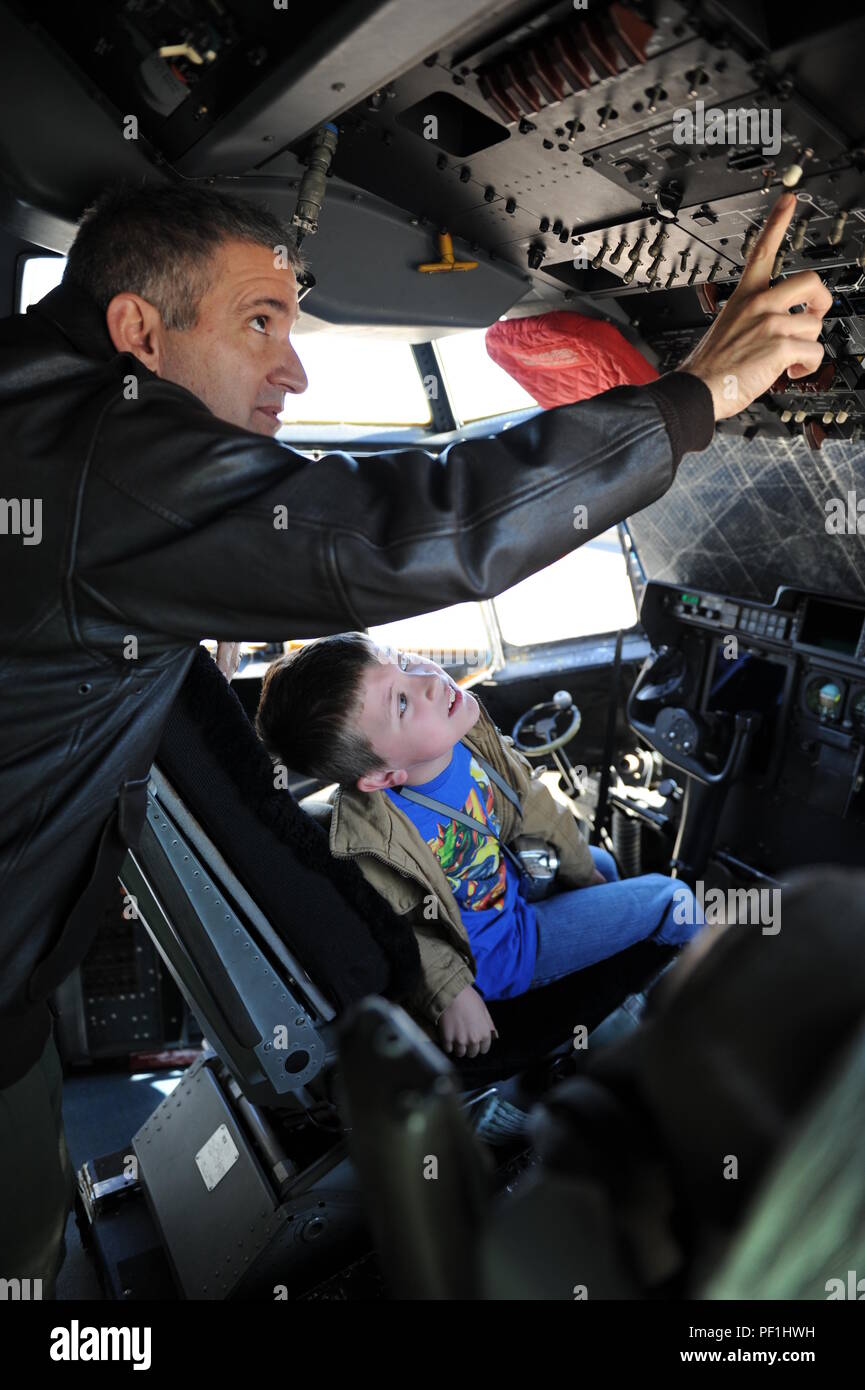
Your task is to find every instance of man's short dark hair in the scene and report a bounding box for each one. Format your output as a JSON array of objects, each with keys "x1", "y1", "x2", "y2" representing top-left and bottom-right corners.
[
  {"x1": 63, "y1": 179, "x2": 307, "y2": 331},
  {"x1": 256, "y1": 633, "x2": 388, "y2": 787}
]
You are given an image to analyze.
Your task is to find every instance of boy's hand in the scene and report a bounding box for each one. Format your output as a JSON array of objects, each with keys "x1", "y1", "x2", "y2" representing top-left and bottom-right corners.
[
  {"x1": 438, "y1": 985, "x2": 498, "y2": 1058},
  {"x1": 680, "y1": 192, "x2": 833, "y2": 420}
]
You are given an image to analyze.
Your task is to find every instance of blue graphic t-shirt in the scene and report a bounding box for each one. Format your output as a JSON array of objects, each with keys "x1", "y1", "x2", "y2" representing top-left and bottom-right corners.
[{"x1": 386, "y1": 742, "x2": 538, "y2": 1000}]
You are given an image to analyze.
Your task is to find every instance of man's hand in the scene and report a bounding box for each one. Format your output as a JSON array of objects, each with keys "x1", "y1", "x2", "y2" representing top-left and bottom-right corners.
[
  {"x1": 214, "y1": 641, "x2": 243, "y2": 682},
  {"x1": 438, "y1": 985, "x2": 498, "y2": 1058},
  {"x1": 588, "y1": 867, "x2": 607, "y2": 886},
  {"x1": 680, "y1": 192, "x2": 833, "y2": 420}
]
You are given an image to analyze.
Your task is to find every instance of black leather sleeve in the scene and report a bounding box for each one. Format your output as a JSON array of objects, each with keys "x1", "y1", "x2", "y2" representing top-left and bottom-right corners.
[{"x1": 77, "y1": 369, "x2": 713, "y2": 642}]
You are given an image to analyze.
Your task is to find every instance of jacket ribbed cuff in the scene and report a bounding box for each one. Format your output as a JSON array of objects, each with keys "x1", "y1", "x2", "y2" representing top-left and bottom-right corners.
[{"x1": 645, "y1": 371, "x2": 715, "y2": 473}]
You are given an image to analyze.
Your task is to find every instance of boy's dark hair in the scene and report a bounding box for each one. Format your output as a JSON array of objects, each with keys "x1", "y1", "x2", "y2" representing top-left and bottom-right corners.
[
  {"x1": 63, "y1": 179, "x2": 306, "y2": 331},
  {"x1": 256, "y1": 633, "x2": 388, "y2": 787}
]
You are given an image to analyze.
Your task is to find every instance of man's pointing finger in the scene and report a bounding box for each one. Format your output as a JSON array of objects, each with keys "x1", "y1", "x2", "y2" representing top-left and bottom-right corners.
[{"x1": 738, "y1": 191, "x2": 797, "y2": 291}]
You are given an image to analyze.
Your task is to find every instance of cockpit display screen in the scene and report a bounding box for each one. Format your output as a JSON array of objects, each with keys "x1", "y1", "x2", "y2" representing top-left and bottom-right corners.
[{"x1": 798, "y1": 598, "x2": 864, "y2": 658}]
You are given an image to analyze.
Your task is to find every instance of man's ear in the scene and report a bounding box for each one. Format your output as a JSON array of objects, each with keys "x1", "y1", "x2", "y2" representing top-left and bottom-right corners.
[
  {"x1": 356, "y1": 766, "x2": 408, "y2": 793},
  {"x1": 104, "y1": 292, "x2": 167, "y2": 375}
]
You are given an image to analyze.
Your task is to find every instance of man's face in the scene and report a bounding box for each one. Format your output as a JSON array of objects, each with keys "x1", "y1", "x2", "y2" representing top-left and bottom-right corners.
[
  {"x1": 355, "y1": 645, "x2": 480, "y2": 788},
  {"x1": 156, "y1": 239, "x2": 308, "y2": 435}
]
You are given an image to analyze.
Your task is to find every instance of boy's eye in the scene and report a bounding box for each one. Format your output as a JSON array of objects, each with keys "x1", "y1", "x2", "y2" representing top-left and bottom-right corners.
[
  {"x1": 398, "y1": 691, "x2": 407, "y2": 717},
  {"x1": 250, "y1": 315, "x2": 268, "y2": 333}
]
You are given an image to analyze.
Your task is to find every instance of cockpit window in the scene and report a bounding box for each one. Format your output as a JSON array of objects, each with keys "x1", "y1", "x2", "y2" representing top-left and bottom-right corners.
[
  {"x1": 18, "y1": 254, "x2": 66, "y2": 312},
  {"x1": 369, "y1": 601, "x2": 493, "y2": 682},
  {"x1": 493, "y1": 528, "x2": 638, "y2": 647},
  {"x1": 435, "y1": 327, "x2": 537, "y2": 425},
  {"x1": 278, "y1": 335, "x2": 432, "y2": 427}
]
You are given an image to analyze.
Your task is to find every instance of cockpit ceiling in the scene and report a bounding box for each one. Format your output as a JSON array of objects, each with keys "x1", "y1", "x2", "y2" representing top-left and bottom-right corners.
[
  {"x1": 627, "y1": 435, "x2": 865, "y2": 604},
  {"x1": 6, "y1": 0, "x2": 865, "y2": 444}
]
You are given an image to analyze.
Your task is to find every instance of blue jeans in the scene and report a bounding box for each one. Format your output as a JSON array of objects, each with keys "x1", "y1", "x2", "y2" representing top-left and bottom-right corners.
[{"x1": 528, "y1": 847, "x2": 701, "y2": 989}]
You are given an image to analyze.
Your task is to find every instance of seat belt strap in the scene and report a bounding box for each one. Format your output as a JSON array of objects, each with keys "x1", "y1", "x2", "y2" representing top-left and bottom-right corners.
[
  {"x1": 466, "y1": 747, "x2": 523, "y2": 815},
  {"x1": 394, "y1": 779, "x2": 526, "y2": 881},
  {"x1": 394, "y1": 745, "x2": 528, "y2": 872}
]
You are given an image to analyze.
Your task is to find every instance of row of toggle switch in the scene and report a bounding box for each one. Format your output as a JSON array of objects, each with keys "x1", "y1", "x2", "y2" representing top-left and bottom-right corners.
[{"x1": 589, "y1": 229, "x2": 722, "y2": 287}]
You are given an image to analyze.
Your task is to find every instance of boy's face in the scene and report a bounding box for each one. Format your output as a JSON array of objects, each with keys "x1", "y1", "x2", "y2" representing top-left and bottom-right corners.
[{"x1": 354, "y1": 645, "x2": 480, "y2": 791}]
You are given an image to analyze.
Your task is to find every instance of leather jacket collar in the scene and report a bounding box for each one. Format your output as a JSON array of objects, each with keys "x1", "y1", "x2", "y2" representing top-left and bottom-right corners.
[{"x1": 29, "y1": 281, "x2": 118, "y2": 363}]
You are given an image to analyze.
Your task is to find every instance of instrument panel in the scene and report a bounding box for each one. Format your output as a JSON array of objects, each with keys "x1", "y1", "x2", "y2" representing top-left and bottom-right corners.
[
  {"x1": 635, "y1": 579, "x2": 865, "y2": 821},
  {"x1": 655, "y1": 584, "x2": 865, "y2": 733},
  {"x1": 657, "y1": 586, "x2": 865, "y2": 665}
]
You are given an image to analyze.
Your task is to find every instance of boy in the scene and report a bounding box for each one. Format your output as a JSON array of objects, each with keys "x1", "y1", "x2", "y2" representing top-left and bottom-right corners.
[{"x1": 256, "y1": 634, "x2": 701, "y2": 1059}]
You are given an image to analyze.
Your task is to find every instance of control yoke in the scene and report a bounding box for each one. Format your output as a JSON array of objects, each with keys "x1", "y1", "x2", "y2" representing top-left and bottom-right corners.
[{"x1": 652, "y1": 707, "x2": 757, "y2": 786}]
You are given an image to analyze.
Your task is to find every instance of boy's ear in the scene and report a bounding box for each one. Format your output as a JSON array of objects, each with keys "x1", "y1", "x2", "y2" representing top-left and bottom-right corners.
[{"x1": 356, "y1": 766, "x2": 408, "y2": 793}]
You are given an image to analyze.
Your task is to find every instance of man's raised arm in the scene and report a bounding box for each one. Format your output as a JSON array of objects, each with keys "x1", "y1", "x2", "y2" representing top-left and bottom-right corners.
[
  {"x1": 79, "y1": 369, "x2": 710, "y2": 640},
  {"x1": 79, "y1": 193, "x2": 829, "y2": 642}
]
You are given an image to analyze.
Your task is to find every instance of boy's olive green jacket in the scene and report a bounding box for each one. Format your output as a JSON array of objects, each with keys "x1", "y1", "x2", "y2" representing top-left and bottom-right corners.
[{"x1": 328, "y1": 699, "x2": 596, "y2": 1027}]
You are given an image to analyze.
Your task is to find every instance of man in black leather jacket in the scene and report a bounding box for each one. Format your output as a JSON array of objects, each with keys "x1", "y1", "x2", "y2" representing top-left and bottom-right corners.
[{"x1": 0, "y1": 181, "x2": 830, "y2": 1291}]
